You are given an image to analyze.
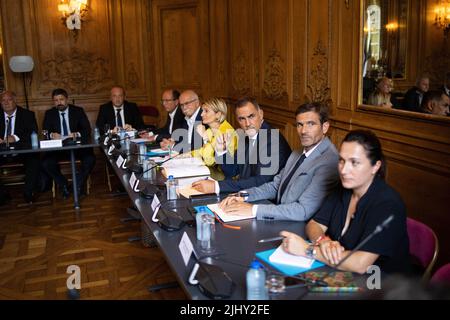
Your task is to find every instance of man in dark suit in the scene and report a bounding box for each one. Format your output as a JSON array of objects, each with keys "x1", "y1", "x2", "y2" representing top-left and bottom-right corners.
[
  {"x1": 192, "y1": 97, "x2": 291, "y2": 194},
  {"x1": 402, "y1": 76, "x2": 430, "y2": 113},
  {"x1": 96, "y1": 86, "x2": 145, "y2": 135},
  {"x1": 42, "y1": 88, "x2": 96, "y2": 198},
  {"x1": 0, "y1": 91, "x2": 40, "y2": 203},
  {"x1": 440, "y1": 72, "x2": 450, "y2": 98},
  {"x1": 161, "y1": 90, "x2": 204, "y2": 153}
]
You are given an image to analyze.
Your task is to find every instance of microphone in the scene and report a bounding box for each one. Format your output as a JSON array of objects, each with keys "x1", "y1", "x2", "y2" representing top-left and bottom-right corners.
[{"x1": 294, "y1": 214, "x2": 396, "y2": 290}]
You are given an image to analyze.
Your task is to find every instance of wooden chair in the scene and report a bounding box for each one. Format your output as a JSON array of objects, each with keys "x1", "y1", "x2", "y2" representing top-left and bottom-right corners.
[
  {"x1": 51, "y1": 160, "x2": 91, "y2": 198},
  {"x1": 138, "y1": 105, "x2": 160, "y2": 129},
  {"x1": 0, "y1": 162, "x2": 26, "y2": 187}
]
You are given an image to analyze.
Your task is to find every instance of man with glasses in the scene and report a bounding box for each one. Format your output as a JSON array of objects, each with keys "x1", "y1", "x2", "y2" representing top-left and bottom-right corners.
[
  {"x1": 96, "y1": 85, "x2": 145, "y2": 135},
  {"x1": 144, "y1": 89, "x2": 185, "y2": 143},
  {"x1": 0, "y1": 91, "x2": 40, "y2": 204},
  {"x1": 161, "y1": 90, "x2": 204, "y2": 152},
  {"x1": 219, "y1": 102, "x2": 339, "y2": 222}
]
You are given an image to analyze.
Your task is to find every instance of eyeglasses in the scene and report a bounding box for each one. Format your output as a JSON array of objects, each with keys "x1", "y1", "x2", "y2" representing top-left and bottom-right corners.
[
  {"x1": 161, "y1": 99, "x2": 176, "y2": 104},
  {"x1": 179, "y1": 99, "x2": 198, "y2": 108}
]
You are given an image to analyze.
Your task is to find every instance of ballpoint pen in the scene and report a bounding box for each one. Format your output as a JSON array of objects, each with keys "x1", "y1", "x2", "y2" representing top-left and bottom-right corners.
[{"x1": 258, "y1": 236, "x2": 285, "y2": 243}]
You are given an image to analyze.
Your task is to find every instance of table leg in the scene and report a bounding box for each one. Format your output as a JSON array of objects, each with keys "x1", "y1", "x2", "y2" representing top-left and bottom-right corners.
[{"x1": 70, "y1": 149, "x2": 80, "y2": 210}]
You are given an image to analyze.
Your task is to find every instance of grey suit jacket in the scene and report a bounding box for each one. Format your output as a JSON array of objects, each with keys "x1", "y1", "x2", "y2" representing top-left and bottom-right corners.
[{"x1": 246, "y1": 137, "x2": 339, "y2": 221}]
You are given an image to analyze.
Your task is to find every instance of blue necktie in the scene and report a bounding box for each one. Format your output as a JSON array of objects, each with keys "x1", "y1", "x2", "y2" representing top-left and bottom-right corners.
[
  {"x1": 116, "y1": 109, "x2": 123, "y2": 128},
  {"x1": 61, "y1": 112, "x2": 69, "y2": 136},
  {"x1": 5, "y1": 116, "x2": 13, "y2": 138}
]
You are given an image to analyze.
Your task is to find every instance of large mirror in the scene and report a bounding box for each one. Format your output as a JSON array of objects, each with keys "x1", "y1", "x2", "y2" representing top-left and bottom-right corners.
[
  {"x1": 0, "y1": 18, "x2": 4, "y2": 92},
  {"x1": 361, "y1": 0, "x2": 450, "y2": 118}
]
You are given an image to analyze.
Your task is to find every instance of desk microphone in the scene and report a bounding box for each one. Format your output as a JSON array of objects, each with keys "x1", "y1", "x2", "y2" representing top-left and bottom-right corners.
[{"x1": 136, "y1": 153, "x2": 184, "y2": 198}]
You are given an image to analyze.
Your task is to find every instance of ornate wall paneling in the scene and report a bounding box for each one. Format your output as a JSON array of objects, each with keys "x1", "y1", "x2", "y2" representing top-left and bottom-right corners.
[
  {"x1": 1, "y1": 0, "x2": 154, "y2": 129},
  {"x1": 329, "y1": 0, "x2": 450, "y2": 266}
]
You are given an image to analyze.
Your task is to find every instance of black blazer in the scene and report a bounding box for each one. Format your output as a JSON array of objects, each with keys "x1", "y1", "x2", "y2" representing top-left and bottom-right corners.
[
  {"x1": 173, "y1": 108, "x2": 204, "y2": 153},
  {"x1": 0, "y1": 106, "x2": 38, "y2": 147},
  {"x1": 154, "y1": 106, "x2": 185, "y2": 142},
  {"x1": 402, "y1": 87, "x2": 424, "y2": 113},
  {"x1": 96, "y1": 101, "x2": 145, "y2": 134},
  {"x1": 219, "y1": 121, "x2": 292, "y2": 193},
  {"x1": 43, "y1": 105, "x2": 92, "y2": 144}
]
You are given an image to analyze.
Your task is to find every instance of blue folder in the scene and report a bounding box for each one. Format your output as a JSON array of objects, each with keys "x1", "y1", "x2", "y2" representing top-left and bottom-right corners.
[
  {"x1": 256, "y1": 248, "x2": 325, "y2": 276},
  {"x1": 193, "y1": 206, "x2": 215, "y2": 216},
  {"x1": 146, "y1": 150, "x2": 169, "y2": 157}
]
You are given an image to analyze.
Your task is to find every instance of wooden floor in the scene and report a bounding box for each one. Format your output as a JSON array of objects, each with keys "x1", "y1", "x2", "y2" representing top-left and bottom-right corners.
[{"x1": 0, "y1": 162, "x2": 187, "y2": 300}]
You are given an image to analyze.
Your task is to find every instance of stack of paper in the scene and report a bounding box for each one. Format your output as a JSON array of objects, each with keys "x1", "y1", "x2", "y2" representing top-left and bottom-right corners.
[
  {"x1": 161, "y1": 157, "x2": 210, "y2": 178},
  {"x1": 269, "y1": 245, "x2": 314, "y2": 269},
  {"x1": 207, "y1": 203, "x2": 255, "y2": 223}
]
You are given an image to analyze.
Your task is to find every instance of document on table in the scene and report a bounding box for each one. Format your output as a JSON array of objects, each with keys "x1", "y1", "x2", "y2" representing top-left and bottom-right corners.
[
  {"x1": 207, "y1": 203, "x2": 255, "y2": 223},
  {"x1": 161, "y1": 157, "x2": 210, "y2": 178},
  {"x1": 268, "y1": 245, "x2": 314, "y2": 269}
]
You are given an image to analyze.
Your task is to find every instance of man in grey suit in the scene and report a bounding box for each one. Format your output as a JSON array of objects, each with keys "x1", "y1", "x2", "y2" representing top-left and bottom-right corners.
[{"x1": 219, "y1": 102, "x2": 339, "y2": 221}]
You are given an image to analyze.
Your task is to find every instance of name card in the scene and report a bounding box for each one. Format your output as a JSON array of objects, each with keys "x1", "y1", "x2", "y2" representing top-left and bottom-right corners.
[
  {"x1": 103, "y1": 135, "x2": 110, "y2": 146},
  {"x1": 129, "y1": 172, "x2": 140, "y2": 192},
  {"x1": 179, "y1": 232, "x2": 194, "y2": 266},
  {"x1": 116, "y1": 155, "x2": 125, "y2": 168},
  {"x1": 40, "y1": 140, "x2": 62, "y2": 149},
  {"x1": 151, "y1": 195, "x2": 161, "y2": 222},
  {"x1": 107, "y1": 144, "x2": 115, "y2": 155}
]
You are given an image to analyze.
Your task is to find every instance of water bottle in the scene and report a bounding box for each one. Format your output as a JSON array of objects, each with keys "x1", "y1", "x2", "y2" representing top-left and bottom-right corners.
[
  {"x1": 94, "y1": 127, "x2": 100, "y2": 142},
  {"x1": 166, "y1": 175, "x2": 178, "y2": 200},
  {"x1": 196, "y1": 207, "x2": 207, "y2": 241},
  {"x1": 142, "y1": 160, "x2": 150, "y2": 179},
  {"x1": 124, "y1": 133, "x2": 131, "y2": 152},
  {"x1": 139, "y1": 143, "x2": 147, "y2": 164},
  {"x1": 246, "y1": 260, "x2": 268, "y2": 300},
  {"x1": 31, "y1": 131, "x2": 39, "y2": 149}
]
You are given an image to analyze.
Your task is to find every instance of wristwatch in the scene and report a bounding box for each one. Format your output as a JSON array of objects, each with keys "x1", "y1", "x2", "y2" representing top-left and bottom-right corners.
[
  {"x1": 238, "y1": 191, "x2": 249, "y2": 201},
  {"x1": 305, "y1": 245, "x2": 317, "y2": 259}
]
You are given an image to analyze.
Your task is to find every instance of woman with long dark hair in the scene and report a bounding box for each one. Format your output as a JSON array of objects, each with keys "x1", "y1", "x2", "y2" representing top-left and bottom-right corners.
[{"x1": 280, "y1": 130, "x2": 410, "y2": 274}]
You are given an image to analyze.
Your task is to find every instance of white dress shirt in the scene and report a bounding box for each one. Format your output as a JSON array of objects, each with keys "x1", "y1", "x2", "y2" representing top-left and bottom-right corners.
[
  {"x1": 3, "y1": 110, "x2": 19, "y2": 142},
  {"x1": 185, "y1": 107, "x2": 201, "y2": 144},
  {"x1": 114, "y1": 105, "x2": 125, "y2": 128}
]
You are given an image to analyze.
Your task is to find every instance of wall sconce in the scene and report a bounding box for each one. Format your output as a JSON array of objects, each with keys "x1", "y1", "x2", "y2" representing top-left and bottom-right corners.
[
  {"x1": 57, "y1": 0, "x2": 89, "y2": 39},
  {"x1": 385, "y1": 22, "x2": 399, "y2": 32},
  {"x1": 434, "y1": 0, "x2": 450, "y2": 37}
]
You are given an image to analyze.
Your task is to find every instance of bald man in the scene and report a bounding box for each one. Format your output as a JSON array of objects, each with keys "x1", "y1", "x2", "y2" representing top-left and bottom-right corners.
[
  {"x1": 160, "y1": 90, "x2": 205, "y2": 152},
  {"x1": 96, "y1": 86, "x2": 145, "y2": 135}
]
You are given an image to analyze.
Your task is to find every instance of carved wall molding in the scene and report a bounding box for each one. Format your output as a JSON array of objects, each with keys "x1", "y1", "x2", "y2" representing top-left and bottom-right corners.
[
  {"x1": 126, "y1": 62, "x2": 140, "y2": 89},
  {"x1": 423, "y1": 45, "x2": 450, "y2": 88},
  {"x1": 305, "y1": 40, "x2": 331, "y2": 106},
  {"x1": 41, "y1": 48, "x2": 113, "y2": 95},
  {"x1": 293, "y1": 66, "x2": 302, "y2": 101},
  {"x1": 262, "y1": 46, "x2": 287, "y2": 101},
  {"x1": 231, "y1": 50, "x2": 251, "y2": 96}
]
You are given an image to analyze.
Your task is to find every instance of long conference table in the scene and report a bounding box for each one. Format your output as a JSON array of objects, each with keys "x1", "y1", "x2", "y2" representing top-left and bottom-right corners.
[
  {"x1": 0, "y1": 141, "x2": 99, "y2": 210},
  {"x1": 102, "y1": 141, "x2": 370, "y2": 300}
]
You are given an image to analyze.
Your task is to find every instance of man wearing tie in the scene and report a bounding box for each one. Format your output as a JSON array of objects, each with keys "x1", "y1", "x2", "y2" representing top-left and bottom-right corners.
[
  {"x1": 0, "y1": 91, "x2": 40, "y2": 203},
  {"x1": 96, "y1": 86, "x2": 145, "y2": 135},
  {"x1": 42, "y1": 88, "x2": 96, "y2": 199},
  {"x1": 219, "y1": 102, "x2": 339, "y2": 221},
  {"x1": 192, "y1": 97, "x2": 291, "y2": 194}
]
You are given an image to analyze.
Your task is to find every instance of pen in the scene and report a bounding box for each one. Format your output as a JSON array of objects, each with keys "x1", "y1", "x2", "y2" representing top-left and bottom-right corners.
[{"x1": 258, "y1": 236, "x2": 285, "y2": 243}]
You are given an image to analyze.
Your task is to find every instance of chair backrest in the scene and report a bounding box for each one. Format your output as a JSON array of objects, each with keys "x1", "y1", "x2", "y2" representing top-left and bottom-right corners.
[
  {"x1": 430, "y1": 263, "x2": 450, "y2": 286},
  {"x1": 407, "y1": 217, "x2": 439, "y2": 282},
  {"x1": 138, "y1": 105, "x2": 160, "y2": 129}
]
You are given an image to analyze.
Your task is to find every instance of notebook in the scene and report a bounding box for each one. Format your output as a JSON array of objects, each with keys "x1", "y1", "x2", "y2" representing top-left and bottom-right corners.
[
  {"x1": 269, "y1": 245, "x2": 315, "y2": 269},
  {"x1": 207, "y1": 203, "x2": 255, "y2": 223},
  {"x1": 256, "y1": 248, "x2": 324, "y2": 276},
  {"x1": 301, "y1": 271, "x2": 362, "y2": 292},
  {"x1": 161, "y1": 157, "x2": 210, "y2": 179}
]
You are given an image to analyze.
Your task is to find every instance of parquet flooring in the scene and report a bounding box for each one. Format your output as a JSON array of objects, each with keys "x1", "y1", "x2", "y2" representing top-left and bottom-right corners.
[{"x1": 0, "y1": 161, "x2": 187, "y2": 300}]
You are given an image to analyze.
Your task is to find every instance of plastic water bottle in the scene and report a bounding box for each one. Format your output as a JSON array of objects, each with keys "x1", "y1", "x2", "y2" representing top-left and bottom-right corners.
[
  {"x1": 196, "y1": 207, "x2": 207, "y2": 241},
  {"x1": 166, "y1": 175, "x2": 178, "y2": 200},
  {"x1": 94, "y1": 127, "x2": 100, "y2": 142},
  {"x1": 124, "y1": 133, "x2": 130, "y2": 152},
  {"x1": 246, "y1": 260, "x2": 268, "y2": 300},
  {"x1": 31, "y1": 131, "x2": 39, "y2": 149}
]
